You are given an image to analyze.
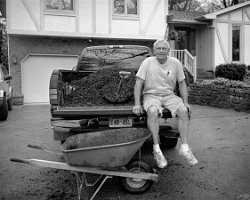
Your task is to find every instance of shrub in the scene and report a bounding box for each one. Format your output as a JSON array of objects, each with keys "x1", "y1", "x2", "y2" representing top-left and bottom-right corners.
[
  {"x1": 215, "y1": 63, "x2": 246, "y2": 81},
  {"x1": 0, "y1": 17, "x2": 8, "y2": 68}
]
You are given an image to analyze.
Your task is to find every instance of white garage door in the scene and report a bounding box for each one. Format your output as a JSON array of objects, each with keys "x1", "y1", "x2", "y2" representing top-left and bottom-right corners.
[{"x1": 21, "y1": 55, "x2": 78, "y2": 103}]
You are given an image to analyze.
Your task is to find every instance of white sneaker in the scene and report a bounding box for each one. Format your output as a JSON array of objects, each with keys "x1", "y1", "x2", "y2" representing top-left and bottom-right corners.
[
  {"x1": 179, "y1": 145, "x2": 198, "y2": 165},
  {"x1": 153, "y1": 150, "x2": 168, "y2": 168}
]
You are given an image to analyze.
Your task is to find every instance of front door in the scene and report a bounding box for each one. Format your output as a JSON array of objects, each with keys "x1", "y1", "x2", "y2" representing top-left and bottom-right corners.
[{"x1": 175, "y1": 27, "x2": 196, "y2": 56}]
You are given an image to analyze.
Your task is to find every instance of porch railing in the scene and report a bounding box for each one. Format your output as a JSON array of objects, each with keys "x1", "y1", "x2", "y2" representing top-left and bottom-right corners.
[{"x1": 170, "y1": 49, "x2": 197, "y2": 82}]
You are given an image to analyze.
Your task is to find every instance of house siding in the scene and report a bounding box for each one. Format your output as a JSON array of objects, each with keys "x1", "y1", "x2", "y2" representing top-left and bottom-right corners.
[
  {"x1": 245, "y1": 25, "x2": 250, "y2": 64},
  {"x1": 7, "y1": 0, "x2": 167, "y2": 39},
  {"x1": 6, "y1": 0, "x2": 168, "y2": 104},
  {"x1": 196, "y1": 24, "x2": 215, "y2": 71},
  {"x1": 212, "y1": 5, "x2": 250, "y2": 68},
  {"x1": 9, "y1": 35, "x2": 154, "y2": 104}
]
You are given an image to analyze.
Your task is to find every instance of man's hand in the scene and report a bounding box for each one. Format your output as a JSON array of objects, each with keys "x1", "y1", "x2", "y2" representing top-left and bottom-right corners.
[{"x1": 133, "y1": 105, "x2": 144, "y2": 116}]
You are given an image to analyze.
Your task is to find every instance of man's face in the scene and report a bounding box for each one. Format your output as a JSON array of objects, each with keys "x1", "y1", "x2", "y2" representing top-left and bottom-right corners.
[{"x1": 154, "y1": 42, "x2": 170, "y2": 60}]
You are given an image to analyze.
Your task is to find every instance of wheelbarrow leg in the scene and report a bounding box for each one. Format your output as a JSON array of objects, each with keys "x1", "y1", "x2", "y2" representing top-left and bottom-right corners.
[
  {"x1": 89, "y1": 175, "x2": 112, "y2": 200},
  {"x1": 73, "y1": 172, "x2": 112, "y2": 200},
  {"x1": 73, "y1": 172, "x2": 85, "y2": 200}
]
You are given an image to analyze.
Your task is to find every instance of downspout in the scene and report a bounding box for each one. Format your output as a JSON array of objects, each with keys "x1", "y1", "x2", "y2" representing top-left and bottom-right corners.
[{"x1": 164, "y1": 0, "x2": 169, "y2": 39}]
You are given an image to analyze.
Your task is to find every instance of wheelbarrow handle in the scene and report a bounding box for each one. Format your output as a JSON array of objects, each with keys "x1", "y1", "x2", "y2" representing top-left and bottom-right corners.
[
  {"x1": 27, "y1": 144, "x2": 63, "y2": 156},
  {"x1": 27, "y1": 144, "x2": 43, "y2": 150},
  {"x1": 10, "y1": 158, "x2": 31, "y2": 164}
]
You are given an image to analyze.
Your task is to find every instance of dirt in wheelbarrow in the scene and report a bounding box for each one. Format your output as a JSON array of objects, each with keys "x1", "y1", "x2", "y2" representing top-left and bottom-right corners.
[{"x1": 63, "y1": 128, "x2": 149, "y2": 150}]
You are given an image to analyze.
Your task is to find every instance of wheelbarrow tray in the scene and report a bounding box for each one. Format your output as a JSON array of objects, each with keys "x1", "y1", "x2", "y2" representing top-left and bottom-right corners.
[{"x1": 61, "y1": 128, "x2": 151, "y2": 168}]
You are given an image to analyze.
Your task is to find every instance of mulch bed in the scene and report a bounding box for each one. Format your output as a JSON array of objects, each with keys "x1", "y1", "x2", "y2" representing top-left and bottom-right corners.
[{"x1": 63, "y1": 66, "x2": 136, "y2": 106}]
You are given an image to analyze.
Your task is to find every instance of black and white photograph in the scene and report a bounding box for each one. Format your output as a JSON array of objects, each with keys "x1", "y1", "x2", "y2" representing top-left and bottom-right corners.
[{"x1": 0, "y1": 0, "x2": 250, "y2": 199}]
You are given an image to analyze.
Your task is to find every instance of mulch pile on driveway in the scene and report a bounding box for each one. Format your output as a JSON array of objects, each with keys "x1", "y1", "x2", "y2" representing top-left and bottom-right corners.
[{"x1": 64, "y1": 67, "x2": 136, "y2": 106}]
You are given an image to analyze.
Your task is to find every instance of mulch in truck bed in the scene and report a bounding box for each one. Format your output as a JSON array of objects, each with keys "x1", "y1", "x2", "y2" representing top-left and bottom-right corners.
[{"x1": 63, "y1": 66, "x2": 136, "y2": 106}]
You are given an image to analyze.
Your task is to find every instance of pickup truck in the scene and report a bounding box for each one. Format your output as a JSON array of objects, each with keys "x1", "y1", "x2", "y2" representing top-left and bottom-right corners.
[
  {"x1": 49, "y1": 45, "x2": 185, "y2": 148},
  {"x1": 0, "y1": 64, "x2": 13, "y2": 120}
]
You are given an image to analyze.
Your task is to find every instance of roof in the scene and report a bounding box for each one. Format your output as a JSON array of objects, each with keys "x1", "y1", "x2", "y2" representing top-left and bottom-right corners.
[
  {"x1": 168, "y1": 10, "x2": 208, "y2": 24},
  {"x1": 198, "y1": 1, "x2": 250, "y2": 20}
]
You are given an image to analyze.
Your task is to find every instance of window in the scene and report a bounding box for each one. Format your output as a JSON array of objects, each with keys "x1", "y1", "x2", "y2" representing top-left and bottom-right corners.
[
  {"x1": 113, "y1": 0, "x2": 138, "y2": 16},
  {"x1": 45, "y1": 0, "x2": 74, "y2": 13},
  {"x1": 78, "y1": 46, "x2": 150, "y2": 71},
  {"x1": 232, "y1": 25, "x2": 240, "y2": 61}
]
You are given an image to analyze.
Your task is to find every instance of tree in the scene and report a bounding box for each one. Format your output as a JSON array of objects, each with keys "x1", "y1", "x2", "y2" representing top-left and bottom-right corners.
[
  {"x1": 169, "y1": 0, "x2": 206, "y2": 12},
  {"x1": 0, "y1": 16, "x2": 8, "y2": 68},
  {"x1": 169, "y1": 0, "x2": 250, "y2": 12}
]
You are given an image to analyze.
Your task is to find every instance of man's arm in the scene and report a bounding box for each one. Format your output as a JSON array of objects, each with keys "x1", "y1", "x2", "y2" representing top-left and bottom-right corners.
[
  {"x1": 133, "y1": 77, "x2": 144, "y2": 115},
  {"x1": 134, "y1": 77, "x2": 144, "y2": 105}
]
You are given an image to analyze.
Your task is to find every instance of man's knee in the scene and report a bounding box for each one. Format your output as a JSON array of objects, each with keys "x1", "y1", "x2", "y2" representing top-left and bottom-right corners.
[
  {"x1": 177, "y1": 105, "x2": 188, "y2": 119},
  {"x1": 147, "y1": 106, "x2": 159, "y2": 118}
]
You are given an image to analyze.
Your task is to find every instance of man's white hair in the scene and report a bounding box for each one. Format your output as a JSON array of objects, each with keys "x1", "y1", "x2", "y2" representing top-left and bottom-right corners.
[{"x1": 153, "y1": 39, "x2": 170, "y2": 49}]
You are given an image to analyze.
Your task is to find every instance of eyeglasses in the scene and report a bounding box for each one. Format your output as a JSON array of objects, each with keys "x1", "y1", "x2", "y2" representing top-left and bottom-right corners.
[{"x1": 155, "y1": 47, "x2": 170, "y2": 51}]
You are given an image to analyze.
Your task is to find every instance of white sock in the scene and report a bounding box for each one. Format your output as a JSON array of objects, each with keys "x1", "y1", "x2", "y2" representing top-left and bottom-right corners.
[
  {"x1": 153, "y1": 144, "x2": 161, "y2": 152},
  {"x1": 181, "y1": 144, "x2": 189, "y2": 151}
]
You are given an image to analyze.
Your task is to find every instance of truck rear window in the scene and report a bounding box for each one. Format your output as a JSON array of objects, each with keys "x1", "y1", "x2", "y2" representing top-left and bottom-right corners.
[{"x1": 77, "y1": 46, "x2": 151, "y2": 71}]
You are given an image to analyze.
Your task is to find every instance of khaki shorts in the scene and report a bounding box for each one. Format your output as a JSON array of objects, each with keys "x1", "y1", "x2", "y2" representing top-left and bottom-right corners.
[{"x1": 143, "y1": 94, "x2": 184, "y2": 117}]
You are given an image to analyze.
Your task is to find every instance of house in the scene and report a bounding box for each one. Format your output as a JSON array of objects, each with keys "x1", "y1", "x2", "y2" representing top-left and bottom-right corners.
[
  {"x1": 3, "y1": 0, "x2": 168, "y2": 104},
  {"x1": 168, "y1": 1, "x2": 250, "y2": 79},
  {"x1": 3, "y1": 1, "x2": 250, "y2": 104}
]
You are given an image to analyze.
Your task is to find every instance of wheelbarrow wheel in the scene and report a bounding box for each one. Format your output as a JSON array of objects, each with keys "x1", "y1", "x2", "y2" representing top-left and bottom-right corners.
[{"x1": 121, "y1": 160, "x2": 154, "y2": 194}]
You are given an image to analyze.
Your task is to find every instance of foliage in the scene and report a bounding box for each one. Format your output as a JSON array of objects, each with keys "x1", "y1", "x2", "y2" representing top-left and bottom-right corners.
[
  {"x1": 215, "y1": 63, "x2": 246, "y2": 81},
  {"x1": 212, "y1": 0, "x2": 250, "y2": 10},
  {"x1": 169, "y1": 0, "x2": 250, "y2": 13},
  {"x1": 201, "y1": 77, "x2": 246, "y2": 88},
  {"x1": 0, "y1": 17, "x2": 8, "y2": 69},
  {"x1": 169, "y1": 0, "x2": 208, "y2": 12}
]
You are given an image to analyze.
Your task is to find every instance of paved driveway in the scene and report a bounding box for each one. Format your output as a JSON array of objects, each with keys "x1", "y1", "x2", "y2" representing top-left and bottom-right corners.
[{"x1": 0, "y1": 104, "x2": 250, "y2": 200}]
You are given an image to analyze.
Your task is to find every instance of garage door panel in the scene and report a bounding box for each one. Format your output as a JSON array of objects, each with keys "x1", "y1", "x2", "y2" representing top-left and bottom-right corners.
[{"x1": 22, "y1": 55, "x2": 78, "y2": 103}]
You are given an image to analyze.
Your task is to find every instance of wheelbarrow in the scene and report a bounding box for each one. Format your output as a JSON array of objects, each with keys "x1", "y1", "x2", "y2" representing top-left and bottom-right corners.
[{"x1": 10, "y1": 128, "x2": 158, "y2": 200}]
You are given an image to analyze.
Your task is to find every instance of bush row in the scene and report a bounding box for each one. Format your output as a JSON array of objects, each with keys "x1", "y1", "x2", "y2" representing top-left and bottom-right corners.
[{"x1": 215, "y1": 63, "x2": 247, "y2": 81}]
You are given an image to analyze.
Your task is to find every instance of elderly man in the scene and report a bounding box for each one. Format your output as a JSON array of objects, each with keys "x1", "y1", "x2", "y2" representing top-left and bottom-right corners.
[{"x1": 133, "y1": 39, "x2": 198, "y2": 168}]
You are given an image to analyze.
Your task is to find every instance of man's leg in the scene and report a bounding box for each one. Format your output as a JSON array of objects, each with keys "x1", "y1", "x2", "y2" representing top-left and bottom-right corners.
[
  {"x1": 177, "y1": 105, "x2": 189, "y2": 144},
  {"x1": 147, "y1": 106, "x2": 160, "y2": 144},
  {"x1": 147, "y1": 106, "x2": 167, "y2": 168},
  {"x1": 177, "y1": 105, "x2": 198, "y2": 165}
]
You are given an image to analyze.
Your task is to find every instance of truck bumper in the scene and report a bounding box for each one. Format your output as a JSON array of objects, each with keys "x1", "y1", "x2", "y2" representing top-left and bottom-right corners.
[
  {"x1": 51, "y1": 119, "x2": 82, "y2": 141},
  {"x1": 51, "y1": 117, "x2": 179, "y2": 142}
]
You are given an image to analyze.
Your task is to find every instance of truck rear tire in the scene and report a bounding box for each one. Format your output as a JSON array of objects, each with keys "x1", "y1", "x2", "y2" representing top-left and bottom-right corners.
[
  {"x1": 0, "y1": 97, "x2": 8, "y2": 121},
  {"x1": 121, "y1": 160, "x2": 153, "y2": 194}
]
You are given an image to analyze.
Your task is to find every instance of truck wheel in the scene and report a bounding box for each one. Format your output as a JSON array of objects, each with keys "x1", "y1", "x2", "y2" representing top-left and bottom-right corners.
[
  {"x1": 160, "y1": 136, "x2": 178, "y2": 149},
  {"x1": 0, "y1": 97, "x2": 8, "y2": 121},
  {"x1": 121, "y1": 160, "x2": 153, "y2": 194},
  {"x1": 8, "y1": 97, "x2": 13, "y2": 111}
]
